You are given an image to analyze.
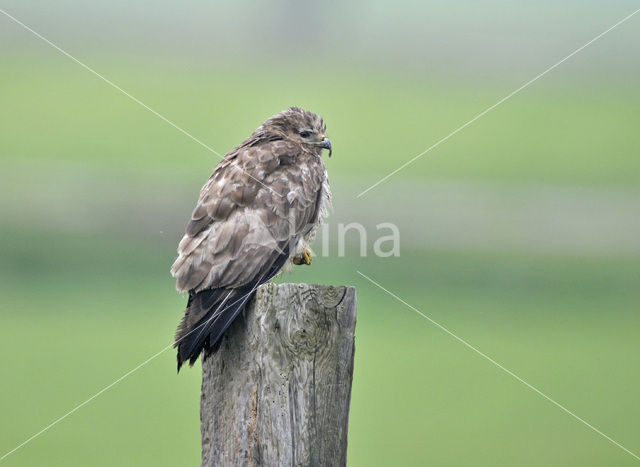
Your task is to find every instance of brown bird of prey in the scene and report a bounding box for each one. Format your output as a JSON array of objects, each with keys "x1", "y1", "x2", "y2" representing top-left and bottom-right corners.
[{"x1": 171, "y1": 107, "x2": 332, "y2": 371}]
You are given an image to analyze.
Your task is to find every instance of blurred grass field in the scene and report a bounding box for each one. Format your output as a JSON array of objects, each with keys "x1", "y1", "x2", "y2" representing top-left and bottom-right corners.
[
  {"x1": 2, "y1": 58, "x2": 640, "y2": 186},
  {"x1": 1, "y1": 49, "x2": 640, "y2": 467},
  {"x1": 1, "y1": 229, "x2": 639, "y2": 466}
]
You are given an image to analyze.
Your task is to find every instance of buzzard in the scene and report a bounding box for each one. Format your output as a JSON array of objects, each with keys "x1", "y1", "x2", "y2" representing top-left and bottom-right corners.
[{"x1": 171, "y1": 107, "x2": 332, "y2": 371}]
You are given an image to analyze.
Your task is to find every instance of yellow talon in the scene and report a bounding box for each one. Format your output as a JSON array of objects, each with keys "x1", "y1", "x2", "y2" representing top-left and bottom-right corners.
[{"x1": 293, "y1": 248, "x2": 312, "y2": 266}]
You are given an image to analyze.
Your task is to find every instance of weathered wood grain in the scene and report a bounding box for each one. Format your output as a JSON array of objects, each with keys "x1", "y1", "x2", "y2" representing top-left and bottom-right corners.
[{"x1": 201, "y1": 282, "x2": 357, "y2": 467}]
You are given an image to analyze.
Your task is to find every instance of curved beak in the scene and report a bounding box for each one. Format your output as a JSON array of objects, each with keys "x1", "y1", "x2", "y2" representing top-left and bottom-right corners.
[{"x1": 320, "y1": 138, "x2": 332, "y2": 157}]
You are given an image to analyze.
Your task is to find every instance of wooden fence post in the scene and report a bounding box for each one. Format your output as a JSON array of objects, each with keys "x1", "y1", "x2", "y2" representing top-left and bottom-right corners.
[{"x1": 200, "y1": 282, "x2": 357, "y2": 467}]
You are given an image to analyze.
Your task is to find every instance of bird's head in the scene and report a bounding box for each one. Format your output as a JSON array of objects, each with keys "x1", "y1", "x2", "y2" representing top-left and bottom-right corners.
[{"x1": 259, "y1": 107, "x2": 332, "y2": 157}]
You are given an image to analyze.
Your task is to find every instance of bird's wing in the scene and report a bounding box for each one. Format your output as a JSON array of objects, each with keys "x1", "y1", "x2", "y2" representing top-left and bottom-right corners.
[{"x1": 171, "y1": 140, "x2": 325, "y2": 293}]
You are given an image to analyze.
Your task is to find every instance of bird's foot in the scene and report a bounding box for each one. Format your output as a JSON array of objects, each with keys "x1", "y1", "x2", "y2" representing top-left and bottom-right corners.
[{"x1": 292, "y1": 248, "x2": 312, "y2": 266}]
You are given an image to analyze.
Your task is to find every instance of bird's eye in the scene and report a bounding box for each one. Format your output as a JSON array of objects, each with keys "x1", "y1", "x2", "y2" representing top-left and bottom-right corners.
[{"x1": 298, "y1": 130, "x2": 312, "y2": 138}]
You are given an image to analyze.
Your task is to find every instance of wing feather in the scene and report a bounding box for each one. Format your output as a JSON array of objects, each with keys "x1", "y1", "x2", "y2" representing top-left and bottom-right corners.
[{"x1": 171, "y1": 140, "x2": 325, "y2": 293}]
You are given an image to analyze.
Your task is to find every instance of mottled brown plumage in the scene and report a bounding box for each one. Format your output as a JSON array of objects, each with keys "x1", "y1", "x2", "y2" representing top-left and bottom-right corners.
[{"x1": 171, "y1": 107, "x2": 332, "y2": 370}]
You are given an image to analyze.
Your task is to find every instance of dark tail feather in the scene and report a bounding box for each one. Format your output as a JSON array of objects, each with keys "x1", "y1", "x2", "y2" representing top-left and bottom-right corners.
[
  {"x1": 175, "y1": 286, "x2": 253, "y2": 372},
  {"x1": 174, "y1": 244, "x2": 292, "y2": 372}
]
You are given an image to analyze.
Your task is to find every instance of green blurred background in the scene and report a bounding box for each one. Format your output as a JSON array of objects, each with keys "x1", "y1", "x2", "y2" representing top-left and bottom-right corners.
[{"x1": 1, "y1": 1, "x2": 639, "y2": 466}]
